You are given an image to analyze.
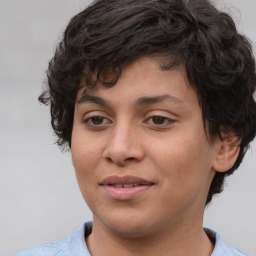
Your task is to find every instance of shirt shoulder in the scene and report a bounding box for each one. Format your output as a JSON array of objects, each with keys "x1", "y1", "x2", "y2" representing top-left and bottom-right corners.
[
  {"x1": 205, "y1": 228, "x2": 251, "y2": 256},
  {"x1": 13, "y1": 238, "x2": 70, "y2": 256},
  {"x1": 13, "y1": 222, "x2": 92, "y2": 256}
]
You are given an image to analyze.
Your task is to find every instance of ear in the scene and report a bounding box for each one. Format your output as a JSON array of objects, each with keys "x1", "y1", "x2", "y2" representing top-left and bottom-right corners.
[{"x1": 212, "y1": 134, "x2": 241, "y2": 173}]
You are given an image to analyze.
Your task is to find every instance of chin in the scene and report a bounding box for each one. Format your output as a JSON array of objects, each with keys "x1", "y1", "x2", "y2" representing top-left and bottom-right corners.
[{"x1": 95, "y1": 212, "x2": 158, "y2": 238}]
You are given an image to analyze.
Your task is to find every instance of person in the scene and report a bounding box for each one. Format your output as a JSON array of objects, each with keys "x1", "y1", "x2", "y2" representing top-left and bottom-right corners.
[{"x1": 14, "y1": 0, "x2": 256, "y2": 255}]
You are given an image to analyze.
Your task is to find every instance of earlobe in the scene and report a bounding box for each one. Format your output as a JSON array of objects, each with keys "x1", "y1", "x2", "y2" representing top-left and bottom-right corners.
[{"x1": 212, "y1": 134, "x2": 241, "y2": 173}]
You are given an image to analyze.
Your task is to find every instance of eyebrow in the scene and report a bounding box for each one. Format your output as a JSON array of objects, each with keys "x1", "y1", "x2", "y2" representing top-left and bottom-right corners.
[
  {"x1": 78, "y1": 93, "x2": 184, "y2": 107},
  {"x1": 135, "y1": 94, "x2": 184, "y2": 107},
  {"x1": 78, "y1": 94, "x2": 111, "y2": 106}
]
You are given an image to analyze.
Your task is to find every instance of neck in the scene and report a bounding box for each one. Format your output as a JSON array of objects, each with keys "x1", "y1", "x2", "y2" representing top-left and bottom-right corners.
[{"x1": 86, "y1": 216, "x2": 214, "y2": 256}]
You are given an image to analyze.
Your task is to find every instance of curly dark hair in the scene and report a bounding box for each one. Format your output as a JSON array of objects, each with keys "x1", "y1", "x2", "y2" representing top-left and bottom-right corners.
[{"x1": 39, "y1": 0, "x2": 256, "y2": 205}]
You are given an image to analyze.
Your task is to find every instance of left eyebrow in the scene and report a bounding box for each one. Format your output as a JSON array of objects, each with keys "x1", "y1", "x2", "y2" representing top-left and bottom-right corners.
[{"x1": 135, "y1": 94, "x2": 184, "y2": 107}]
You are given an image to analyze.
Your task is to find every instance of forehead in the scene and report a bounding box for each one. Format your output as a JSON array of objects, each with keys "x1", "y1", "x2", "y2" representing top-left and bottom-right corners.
[{"x1": 78, "y1": 57, "x2": 198, "y2": 107}]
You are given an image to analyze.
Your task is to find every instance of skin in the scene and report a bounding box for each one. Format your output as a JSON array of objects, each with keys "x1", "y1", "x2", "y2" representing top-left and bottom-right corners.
[{"x1": 71, "y1": 57, "x2": 238, "y2": 256}]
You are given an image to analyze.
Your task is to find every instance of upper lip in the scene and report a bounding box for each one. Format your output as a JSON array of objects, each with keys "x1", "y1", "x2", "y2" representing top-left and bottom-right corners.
[{"x1": 100, "y1": 175, "x2": 154, "y2": 185}]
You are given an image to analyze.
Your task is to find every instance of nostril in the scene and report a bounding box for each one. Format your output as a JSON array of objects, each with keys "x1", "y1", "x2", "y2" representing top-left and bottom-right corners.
[
  {"x1": 106, "y1": 157, "x2": 113, "y2": 163},
  {"x1": 105, "y1": 156, "x2": 137, "y2": 166},
  {"x1": 126, "y1": 157, "x2": 136, "y2": 161}
]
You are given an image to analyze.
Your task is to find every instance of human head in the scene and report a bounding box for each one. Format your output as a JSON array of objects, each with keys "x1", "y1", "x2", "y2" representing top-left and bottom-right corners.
[{"x1": 39, "y1": 0, "x2": 256, "y2": 204}]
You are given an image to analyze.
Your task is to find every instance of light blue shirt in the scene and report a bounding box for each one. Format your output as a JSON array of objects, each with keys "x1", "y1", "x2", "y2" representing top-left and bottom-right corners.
[{"x1": 14, "y1": 222, "x2": 250, "y2": 256}]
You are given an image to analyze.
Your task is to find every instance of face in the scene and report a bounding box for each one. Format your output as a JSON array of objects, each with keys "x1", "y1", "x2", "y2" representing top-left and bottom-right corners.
[{"x1": 71, "y1": 57, "x2": 220, "y2": 238}]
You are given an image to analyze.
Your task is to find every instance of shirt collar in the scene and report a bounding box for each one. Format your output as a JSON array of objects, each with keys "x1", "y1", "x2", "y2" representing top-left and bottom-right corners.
[{"x1": 69, "y1": 222, "x2": 248, "y2": 256}]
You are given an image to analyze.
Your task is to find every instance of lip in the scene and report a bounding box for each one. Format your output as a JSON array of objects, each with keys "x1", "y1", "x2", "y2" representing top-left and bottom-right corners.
[
  {"x1": 100, "y1": 175, "x2": 154, "y2": 200},
  {"x1": 100, "y1": 175, "x2": 154, "y2": 186}
]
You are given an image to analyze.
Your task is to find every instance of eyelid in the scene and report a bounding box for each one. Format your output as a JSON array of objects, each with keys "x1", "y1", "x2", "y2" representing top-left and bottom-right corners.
[
  {"x1": 82, "y1": 111, "x2": 113, "y2": 126},
  {"x1": 82, "y1": 110, "x2": 111, "y2": 120},
  {"x1": 143, "y1": 111, "x2": 177, "y2": 126},
  {"x1": 144, "y1": 110, "x2": 177, "y2": 120},
  {"x1": 145, "y1": 116, "x2": 175, "y2": 125}
]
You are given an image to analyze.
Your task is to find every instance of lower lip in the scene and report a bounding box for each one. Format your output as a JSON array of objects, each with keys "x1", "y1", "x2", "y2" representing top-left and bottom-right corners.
[{"x1": 101, "y1": 185, "x2": 153, "y2": 200}]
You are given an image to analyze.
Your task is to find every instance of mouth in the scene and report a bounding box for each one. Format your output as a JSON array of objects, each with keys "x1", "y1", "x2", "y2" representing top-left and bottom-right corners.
[
  {"x1": 100, "y1": 175, "x2": 155, "y2": 200},
  {"x1": 100, "y1": 175, "x2": 154, "y2": 186},
  {"x1": 110, "y1": 184, "x2": 140, "y2": 188}
]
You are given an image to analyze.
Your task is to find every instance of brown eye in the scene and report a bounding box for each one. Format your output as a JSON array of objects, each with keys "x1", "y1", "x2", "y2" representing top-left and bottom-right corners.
[
  {"x1": 152, "y1": 116, "x2": 166, "y2": 125},
  {"x1": 91, "y1": 116, "x2": 104, "y2": 125},
  {"x1": 145, "y1": 115, "x2": 175, "y2": 126},
  {"x1": 152, "y1": 116, "x2": 166, "y2": 124},
  {"x1": 83, "y1": 115, "x2": 111, "y2": 127}
]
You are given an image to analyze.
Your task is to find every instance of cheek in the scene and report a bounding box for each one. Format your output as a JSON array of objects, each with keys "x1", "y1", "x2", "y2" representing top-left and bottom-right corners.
[
  {"x1": 149, "y1": 137, "x2": 214, "y2": 215},
  {"x1": 72, "y1": 146, "x2": 101, "y2": 181},
  {"x1": 71, "y1": 129, "x2": 103, "y2": 191},
  {"x1": 150, "y1": 134, "x2": 214, "y2": 189},
  {"x1": 71, "y1": 142, "x2": 101, "y2": 207},
  {"x1": 72, "y1": 124, "x2": 103, "y2": 168}
]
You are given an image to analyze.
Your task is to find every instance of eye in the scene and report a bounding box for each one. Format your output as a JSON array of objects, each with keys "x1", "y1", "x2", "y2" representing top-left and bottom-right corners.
[
  {"x1": 146, "y1": 115, "x2": 175, "y2": 126},
  {"x1": 83, "y1": 116, "x2": 111, "y2": 127}
]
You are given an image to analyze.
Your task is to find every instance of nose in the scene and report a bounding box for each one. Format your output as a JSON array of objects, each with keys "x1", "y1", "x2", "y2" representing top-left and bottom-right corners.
[{"x1": 103, "y1": 121, "x2": 144, "y2": 166}]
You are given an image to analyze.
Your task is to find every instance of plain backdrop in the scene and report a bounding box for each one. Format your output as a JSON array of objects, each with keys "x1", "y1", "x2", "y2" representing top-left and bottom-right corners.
[{"x1": 0, "y1": 0, "x2": 255, "y2": 255}]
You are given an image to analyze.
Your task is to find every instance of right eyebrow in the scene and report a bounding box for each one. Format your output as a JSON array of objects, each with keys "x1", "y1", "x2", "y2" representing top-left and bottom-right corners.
[{"x1": 78, "y1": 94, "x2": 111, "y2": 107}]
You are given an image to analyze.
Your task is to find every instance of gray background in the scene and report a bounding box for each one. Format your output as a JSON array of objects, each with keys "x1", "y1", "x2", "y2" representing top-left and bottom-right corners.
[{"x1": 0, "y1": 1, "x2": 255, "y2": 255}]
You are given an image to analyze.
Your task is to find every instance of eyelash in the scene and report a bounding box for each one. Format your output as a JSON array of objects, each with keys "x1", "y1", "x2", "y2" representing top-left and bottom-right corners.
[
  {"x1": 83, "y1": 116, "x2": 111, "y2": 127},
  {"x1": 145, "y1": 116, "x2": 175, "y2": 126},
  {"x1": 82, "y1": 115, "x2": 175, "y2": 128}
]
